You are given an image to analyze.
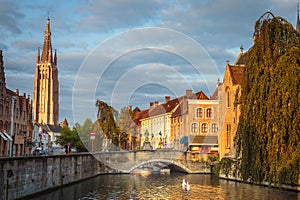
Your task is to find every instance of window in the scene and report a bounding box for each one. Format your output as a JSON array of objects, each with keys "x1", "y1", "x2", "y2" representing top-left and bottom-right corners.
[
  {"x1": 5, "y1": 106, "x2": 9, "y2": 117},
  {"x1": 226, "y1": 124, "x2": 231, "y2": 148},
  {"x1": 196, "y1": 108, "x2": 203, "y2": 118},
  {"x1": 226, "y1": 91, "x2": 230, "y2": 108},
  {"x1": 201, "y1": 123, "x2": 208, "y2": 134},
  {"x1": 206, "y1": 108, "x2": 213, "y2": 118},
  {"x1": 191, "y1": 123, "x2": 198, "y2": 134},
  {"x1": 211, "y1": 123, "x2": 218, "y2": 133}
]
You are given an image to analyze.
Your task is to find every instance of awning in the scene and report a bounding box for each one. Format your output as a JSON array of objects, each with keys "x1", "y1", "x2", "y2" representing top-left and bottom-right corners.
[
  {"x1": 180, "y1": 136, "x2": 188, "y2": 144},
  {"x1": 3, "y1": 132, "x2": 13, "y2": 141},
  {"x1": 0, "y1": 132, "x2": 7, "y2": 140}
]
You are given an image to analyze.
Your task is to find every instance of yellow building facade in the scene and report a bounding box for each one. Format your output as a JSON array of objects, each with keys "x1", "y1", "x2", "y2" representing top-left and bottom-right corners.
[{"x1": 218, "y1": 52, "x2": 245, "y2": 159}]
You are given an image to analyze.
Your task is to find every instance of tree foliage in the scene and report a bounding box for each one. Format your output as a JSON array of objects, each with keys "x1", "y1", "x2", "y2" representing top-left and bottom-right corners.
[
  {"x1": 116, "y1": 106, "x2": 136, "y2": 149},
  {"x1": 236, "y1": 16, "x2": 300, "y2": 185},
  {"x1": 55, "y1": 127, "x2": 87, "y2": 152},
  {"x1": 95, "y1": 100, "x2": 129, "y2": 149}
]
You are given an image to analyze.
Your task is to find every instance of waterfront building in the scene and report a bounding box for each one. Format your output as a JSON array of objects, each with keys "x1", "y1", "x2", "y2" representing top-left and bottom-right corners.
[
  {"x1": 136, "y1": 89, "x2": 219, "y2": 153},
  {"x1": 171, "y1": 90, "x2": 219, "y2": 153},
  {"x1": 0, "y1": 50, "x2": 33, "y2": 156},
  {"x1": 139, "y1": 97, "x2": 180, "y2": 149},
  {"x1": 33, "y1": 17, "x2": 59, "y2": 126},
  {"x1": 218, "y1": 48, "x2": 246, "y2": 159}
]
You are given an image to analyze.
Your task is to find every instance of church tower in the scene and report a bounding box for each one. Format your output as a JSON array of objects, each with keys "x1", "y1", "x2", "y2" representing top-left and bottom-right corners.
[{"x1": 33, "y1": 17, "x2": 59, "y2": 125}]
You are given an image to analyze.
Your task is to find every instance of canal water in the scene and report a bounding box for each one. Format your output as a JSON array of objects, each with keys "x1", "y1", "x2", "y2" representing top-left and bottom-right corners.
[{"x1": 26, "y1": 173, "x2": 298, "y2": 200}]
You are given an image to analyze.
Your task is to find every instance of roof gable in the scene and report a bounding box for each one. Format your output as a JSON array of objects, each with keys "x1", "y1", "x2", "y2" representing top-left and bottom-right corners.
[{"x1": 229, "y1": 65, "x2": 245, "y2": 85}]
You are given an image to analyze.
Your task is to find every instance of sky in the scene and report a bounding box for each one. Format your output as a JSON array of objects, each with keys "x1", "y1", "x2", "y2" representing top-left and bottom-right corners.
[{"x1": 0, "y1": 0, "x2": 299, "y2": 126}]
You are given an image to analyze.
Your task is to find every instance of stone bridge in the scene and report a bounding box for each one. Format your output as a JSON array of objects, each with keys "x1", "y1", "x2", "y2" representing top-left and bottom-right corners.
[{"x1": 93, "y1": 150, "x2": 211, "y2": 173}]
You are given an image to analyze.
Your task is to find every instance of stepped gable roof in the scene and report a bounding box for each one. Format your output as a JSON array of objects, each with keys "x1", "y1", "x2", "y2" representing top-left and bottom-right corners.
[{"x1": 228, "y1": 65, "x2": 245, "y2": 85}]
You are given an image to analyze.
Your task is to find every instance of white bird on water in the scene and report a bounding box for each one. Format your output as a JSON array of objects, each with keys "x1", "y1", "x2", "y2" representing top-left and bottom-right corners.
[
  {"x1": 182, "y1": 179, "x2": 186, "y2": 189},
  {"x1": 182, "y1": 179, "x2": 190, "y2": 191},
  {"x1": 186, "y1": 181, "x2": 190, "y2": 191}
]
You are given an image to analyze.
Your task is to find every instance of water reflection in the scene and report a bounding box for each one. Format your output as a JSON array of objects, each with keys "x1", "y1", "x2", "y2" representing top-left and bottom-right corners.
[{"x1": 25, "y1": 174, "x2": 299, "y2": 200}]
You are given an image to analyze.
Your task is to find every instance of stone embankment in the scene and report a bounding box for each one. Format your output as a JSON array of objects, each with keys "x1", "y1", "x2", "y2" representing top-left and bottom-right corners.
[{"x1": 0, "y1": 153, "x2": 111, "y2": 200}]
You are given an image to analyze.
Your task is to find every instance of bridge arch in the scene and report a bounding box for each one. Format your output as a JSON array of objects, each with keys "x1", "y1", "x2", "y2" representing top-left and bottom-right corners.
[{"x1": 129, "y1": 159, "x2": 192, "y2": 173}]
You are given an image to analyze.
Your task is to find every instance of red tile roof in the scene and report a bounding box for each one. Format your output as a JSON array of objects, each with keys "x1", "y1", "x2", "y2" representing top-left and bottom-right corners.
[
  {"x1": 210, "y1": 88, "x2": 218, "y2": 100},
  {"x1": 134, "y1": 90, "x2": 209, "y2": 120},
  {"x1": 195, "y1": 91, "x2": 209, "y2": 100},
  {"x1": 229, "y1": 65, "x2": 245, "y2": 85}
]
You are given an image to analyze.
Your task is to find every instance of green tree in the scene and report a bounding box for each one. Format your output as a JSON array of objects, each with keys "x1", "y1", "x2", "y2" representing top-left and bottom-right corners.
[
  {"x1": 236, "y1": 14, "x2": 300, "y2": 185},
  {"x1": 55, "y1": 127, "x2": 87, "y2": 152},
  {"x1": 75, "y1": 118, "x2": 94, "y2": 151}
]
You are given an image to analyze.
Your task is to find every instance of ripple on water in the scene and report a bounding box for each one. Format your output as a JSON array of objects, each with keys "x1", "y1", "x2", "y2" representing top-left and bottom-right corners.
[{"x1": 26, "y1": 173, "x2": 299, "y2": 200}]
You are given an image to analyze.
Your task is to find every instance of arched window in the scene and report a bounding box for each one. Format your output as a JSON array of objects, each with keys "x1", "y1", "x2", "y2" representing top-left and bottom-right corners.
[
  {"x1": 191, "y1": 123, "x2": 198, "y2": 134},
  {"x1": 206, "y1": 108, "x2": 213, "y2": 118},
  {"x1": 211, "y1": 123, "x2": 218, "y2": 133},
  {"x1": 196, "y1": 108, "x2": 203, "y2": 118},
  {"x1": 201, "y1": 123, "x2": 208, "y2": 134}
]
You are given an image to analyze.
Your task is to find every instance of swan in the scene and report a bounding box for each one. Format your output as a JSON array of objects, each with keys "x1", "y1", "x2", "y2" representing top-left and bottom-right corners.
[
  {"x1": 186, "y1": 181, "x2": 190, "y2": 191},
  {"x1": 182, "y1": 179, "x2": 186, "y2": 188}
]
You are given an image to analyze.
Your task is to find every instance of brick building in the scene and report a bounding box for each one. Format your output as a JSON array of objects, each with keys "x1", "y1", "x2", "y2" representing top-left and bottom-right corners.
[
  {"x1": 218, "y1": 49, "x2": 246, "y2": 159},
  {"x1": 135, "y1": 89, "x2": 219, "y2": 153},
  {"x1": 0, "y1": 50, "x2": 33, "y2": 156}
]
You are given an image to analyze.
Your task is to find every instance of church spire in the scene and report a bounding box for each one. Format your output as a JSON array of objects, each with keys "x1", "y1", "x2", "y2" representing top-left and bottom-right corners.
[
  {"x1": 36, "y1": 47, "x2": 40, "y2": 63},
  {"x1": 41, "y1": 17, "x2": 52, "y2": 62},
  {"x1": 54, "y1": 49, "x2": 57, "y2": 65},
  {"x1": 297, "y1": 2, "x2": 300, "y2": 33}
]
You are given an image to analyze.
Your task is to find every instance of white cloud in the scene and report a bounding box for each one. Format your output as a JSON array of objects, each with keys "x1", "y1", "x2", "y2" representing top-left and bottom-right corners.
[{"x1": 1, "y1": 0, "x2": 299, "y2": 126}]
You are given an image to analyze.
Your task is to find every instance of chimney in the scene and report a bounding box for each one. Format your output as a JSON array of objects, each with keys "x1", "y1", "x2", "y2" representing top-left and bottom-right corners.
[
  {"x1": 128, "y1": 105, "x2": 132, "y2": 111},
  {"x1": 150, "y1": 102, "x2": 154, "y2": 108},
  {"x1": 165, "y1": 96, "x2": 170, "y2": 103},
  {"x1": 154, "y1": 101, "x2": 159, "y2": 107},
  {"x1": 16, "y1": 89, "x2": 19, "y2": 95},
  {"x1": 186, "y1": 89, "x2": 193, "y2": 98}
]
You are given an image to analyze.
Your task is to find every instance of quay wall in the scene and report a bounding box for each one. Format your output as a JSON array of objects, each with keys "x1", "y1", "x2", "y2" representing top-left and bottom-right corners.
[{"x1": 0, "y1": 153, "x2": 111, "y2": 200}]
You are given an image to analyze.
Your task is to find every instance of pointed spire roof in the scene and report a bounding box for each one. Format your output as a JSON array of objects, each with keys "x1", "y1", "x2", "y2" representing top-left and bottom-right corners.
[
  {"x1": 41, "y1": 17, "x2": 52, "y2": 63},
  {"x1": 62, "y1": 118, "x2": 69, "y2": 127},
  {"x1": 297, "y1": 3, "x2": 300, "y2": 33}
]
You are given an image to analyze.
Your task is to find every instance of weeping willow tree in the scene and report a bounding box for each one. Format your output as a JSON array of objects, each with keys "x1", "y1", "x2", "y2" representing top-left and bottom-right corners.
[{"x1": 236, "y1": 12, "x2": 300, "y2": 185}]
